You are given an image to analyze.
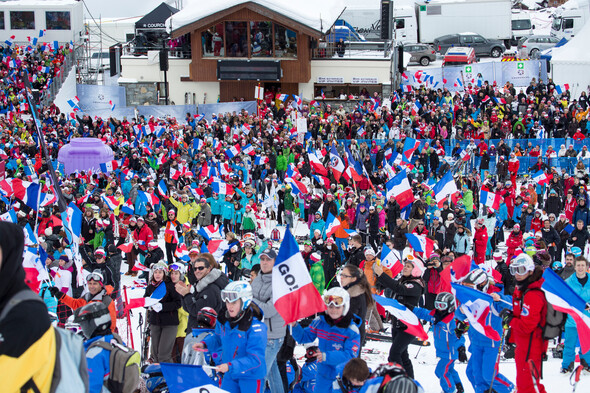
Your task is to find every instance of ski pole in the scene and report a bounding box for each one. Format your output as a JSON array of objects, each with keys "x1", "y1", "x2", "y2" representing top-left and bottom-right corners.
[
  {"x1": 571, "y1": 364, "x2": 584, "y2": 393},
  {"x1": 414, "y1": 324, "x2": 432, "y2": 359},
  {"x1": 527, "y1": 359, "x2": 542, "y2": 393},
  {"x1": 487, "y1": 326, "x2": 507, "y2": 393}
]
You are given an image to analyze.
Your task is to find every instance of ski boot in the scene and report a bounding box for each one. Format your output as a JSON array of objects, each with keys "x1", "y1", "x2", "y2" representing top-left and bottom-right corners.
[
  {"x1": 560, "y1": 362, "x2": 574, "y2": 374},
  {"x1": 455, "y1": 382, "x2": 465, "y2": 393}
]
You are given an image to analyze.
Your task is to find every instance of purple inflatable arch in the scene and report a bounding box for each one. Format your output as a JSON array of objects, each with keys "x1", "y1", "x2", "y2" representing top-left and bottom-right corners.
[{"x1": 58, "y1": 138, "x2": 114, "y2": 174}]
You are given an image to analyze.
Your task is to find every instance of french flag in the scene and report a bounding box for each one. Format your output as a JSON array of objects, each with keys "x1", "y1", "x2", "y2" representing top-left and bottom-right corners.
[
  {"x1": 132, "y1": 259, "x2": 150, "y2": 272},
  {"x1": 285, "y1": 178, "x2": 308, "y2": 195},
  {"x1": 374, "y1": 295, "x2": 429, "y2": 340},
  {"x1": 175, "y1": 243, "x2": 190, "y2": 262},
  {"x1": 452, "y1": 283, "x2": 503, "y2": 341},
  {"x1": 61, "y1": 202, "x2": 83, "y2": 243},
  {"x1": 209, "y1": 239, "x2": 233, "y2": 260},
  {"x1": 126, "y1": 282, "x2": 167, "y2": 310},
  {"x1": 121, "y1": 199, "x2": 134, "y2": 215},
  {"x1": 198, "y1": 224, "x2": 224, "y2": 241},
  {"x1": 254, "y1": 156, "x2": 269, "y2": 166},
  {"x1": 493, "y1": 97, "x2": 506, "y2": 105},
  {"x1": 532, "y1": 170, "x2": 552, "y2": 186},
  {"x1": 456, "y1": 148, "x2": 471, "y2": 162},
  {"x1": 242, "y1": 144, "x2": 255, "y2": 156},
  {"x1": 402, "y1": 137, "x2": 420, "y2": 161},
  {"x1": 411, "y1": 101, "x2": 422, "y2": 116},
  {"x1": 380, "y1": 244, "x2": 404, "y2": 277},
  {"x1": 384, "y1": 147, "x2": 393, "y2": 161},
  {"x1": 293, "y1": 94, "x2": 303, "y2": 107},
  {"x1": 454, "y1": 78, "x2": 463, "y2": 88},
  {"x1": 225, "y1": 144, "x2": 241, "y2": 159},
  {"x1": 277, "y1": 93, "x2": 289, "y2": 101},
  {"x1": 542, "y1": 269, "x2": 590, "y2": 353},
  {"x1": 99, "y1": 160, "x2": 118, "y2": 173},
  {"x1": 0, "y1": 209, "x2": 17, "y2": 223},
  {"x1": 312, "y1": 174, "x2": 331, "y2": 189},
  {"x1": 386, "y1": 169, "x2": 414, "y2": 209},
  {"x1": 273, "y1": 227, "x2": 326, "y2": 324},
  {"x1": 480, "y1": 186, "x2": 501, "y2": 211},
  {"x1": 309, "y1": 151, "x2": 328, "y2": 176},
  {"x1": 193, "y1": 138, "x2": 205, "y2": 151},
  {"x1": 157, "y1": 180, "x2": 168, "y2": 198},
  {"x1": 432, "y1": 171, "x2": 458, "y2": 204},
  {"x1": 211, "y1": 181, "x2": 233, "y2": 195},
  {"x1": 405, "y1": 233, "x2": 436, "y2": 258},
  {"x1": 357, "y1": 125, "x2": 366, "y2": 137},
  {"x1": 101, "y1": 195, "x2": 120, "y2": 211},
  {"x1": 109, "y1": 100, "x2": 116, "y2": 111},
  {"x1": 40, "y1": 193, "x2": 57, "y2": 207},
  {"x1": 325, "y1": 212, "x2": 341, "y2": 238}
]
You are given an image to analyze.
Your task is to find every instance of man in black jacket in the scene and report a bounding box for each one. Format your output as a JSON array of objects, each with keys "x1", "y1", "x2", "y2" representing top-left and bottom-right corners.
[
  {"x1": 344, "y1": 234, "x2": 366, "y2": 267},
  {"x1": 541, "y1": 219, "x2": 560, "y2": 261},
  {"x1": 386, "y1": 196, "x2": 401, "y2": 236}
]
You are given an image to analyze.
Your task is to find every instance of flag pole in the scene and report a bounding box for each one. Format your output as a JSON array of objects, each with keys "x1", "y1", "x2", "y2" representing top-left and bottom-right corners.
[{"x1": 33, "y1": 179, "x2": 42, "y2": 241}]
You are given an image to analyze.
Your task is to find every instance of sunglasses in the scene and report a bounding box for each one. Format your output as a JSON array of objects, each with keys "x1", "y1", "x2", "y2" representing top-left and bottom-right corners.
[
  {"x1": 193, "y1": 265, "x2": 207, "y2": 271},
  {"x1": 323, "y1": 295, "x2": 344, "y2": 307}
]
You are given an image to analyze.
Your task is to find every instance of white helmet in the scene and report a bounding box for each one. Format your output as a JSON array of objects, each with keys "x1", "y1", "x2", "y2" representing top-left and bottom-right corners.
[
  {"x1": 510, "y1": 253, "x2": 535, "y2": 276},
  {"x1": 323, "y1": 287, "x2": 351, "y2": 315},
  {"x1": 221, "y1": 281, "x2": 253, "y2": 311}
]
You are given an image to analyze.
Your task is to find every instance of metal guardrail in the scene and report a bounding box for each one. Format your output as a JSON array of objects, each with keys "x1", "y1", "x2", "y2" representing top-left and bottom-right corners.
[
  {"x1": 312, "y1": 41, "x2": 392, "y2": 59},
  {"x1": 122, "y1": 43, "x2": 191, "y2": 59},
  {"x1": 39, "y1": 46, "x2": 81, "y2": 107}
]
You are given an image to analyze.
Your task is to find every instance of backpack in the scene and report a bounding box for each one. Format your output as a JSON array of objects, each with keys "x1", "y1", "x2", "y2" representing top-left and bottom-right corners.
[
  {"x1": 0, "y1": 289, "x2": 89, "y2": 393},
  {"x1": 528, "y1": 288, "x2": 566, "y2": 340},
  {"x1": 88, "y1": 333, "x2": 141, "y2": 393}
]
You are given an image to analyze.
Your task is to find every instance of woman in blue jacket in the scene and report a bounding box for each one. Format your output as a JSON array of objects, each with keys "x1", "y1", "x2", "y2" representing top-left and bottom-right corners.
[
  {"x1": 291, "y1": 287, "x2": 361, "y2": 393},
  {"x1": 194, "y1": 281, "x2": 267, "y2": 393}
]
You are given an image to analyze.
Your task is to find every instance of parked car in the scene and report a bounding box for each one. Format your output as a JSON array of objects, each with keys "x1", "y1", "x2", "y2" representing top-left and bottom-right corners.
[
  {"x1": 89, "y1": 52, "x2": 110, "y2": 73},
  {"x1": 443, "y1": 47, "x2": 477, "y2": 66},
  {"x1": 403, "y1": 43, "x2": 436, "y2": 66},
  {"x1": 517, "y1": 35, "x2": 561, "y2": 58},
  {"x1": 433, "y1": 32, "x2": 506, "y2": 58}
]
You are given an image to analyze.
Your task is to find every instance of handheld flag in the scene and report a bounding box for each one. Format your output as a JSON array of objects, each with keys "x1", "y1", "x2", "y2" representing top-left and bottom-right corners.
[
  {"x1": 325, "y1": 212, "x2": 341, "y2": 238},
  {"x1": 432, "y1": 171, "x2": 458, "y2": 204},
  {"x1": 329, "y1": 146, "x2": 346, "y2": 182},
  {"x1": 273, "y1": 226, "x2": 326, "y2": 324},
  {"x1": 374, "y1": 295, "x2": 428, "y2": 340},
  {"x1": 480, "y1": 186, "x2": 501, "y2": 211},
  {"x1": 126, "y1": 282, "x2": 167, "y2": 310},
  {"x1": 405, "y1": 233, "x2": 436, "y2": 258},
  {"x1": 380, "y1": 244, "x2": 404, "y2": 277},
  {"x1": 386, "y1": 169, "x2": 413, "y2": 209}
]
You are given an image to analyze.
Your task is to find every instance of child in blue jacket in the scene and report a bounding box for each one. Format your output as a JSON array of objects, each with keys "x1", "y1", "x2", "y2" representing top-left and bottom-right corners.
[
  {"x1": 291, "y1": 287, "x2": 361, "y2": 393},
  {"x1": 194, "y1": 281, "x2": 267, "y2": 393},
  {"x1": 414, "y1": 292, "x2": 464, "y2": 393}
]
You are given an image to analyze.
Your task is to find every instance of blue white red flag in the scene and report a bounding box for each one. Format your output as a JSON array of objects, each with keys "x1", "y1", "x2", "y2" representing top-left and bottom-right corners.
[
  {"x1": 0, "y1": 209, "x2": 17, "y2": 223},
  {"x1": 542, "y1": 269, "x2": 590, "y2": 353},
  {"x1": 210, "y1": 180, "x2": 234, "y2": 195},
  {"x1": 432, "y1": 171, "x2": 458, "y2": 204},
  {"x1": 380, "y1": 244, "x2": 404, "y2": 276},
  {"x1": 273, "y1": 227, "x2": 326, "y2": 324},
  {"x1": 99, "y1": 160, "x2": 118, "y2": 173},
  {"x1": 126, "y1": 282, "x2": 167, "y2": 310},
  {"x1": 61, "y1": 202, "x2": 82, "y2": 243},
  {"x1": 121, "y1": 199, "x2": 134, "y2": 215},
  {"x1": 402, "y1": 137, "x2": 420, "y2": 161},
  {"x1": 198, "y1": 224, "x2": 224, "y2": 241},
  {"x1": 533, "y1": 170, "x2": 552, "y2": 186},
  {"x1": 374, "y1": 295, "x2": 428, "y2": 340},
  {"x1": 175, "y1": 243, "x2": 190, "y2": 262},
  {"x1": 101, "y1": 195, "x2": 120, "y2": 211},
  {"x1": 386, "y1": 169, "x2": 413, "y2": 209},
  {"x1": 405, "y1": 233, "x2": 436, "y2": 258},
  {"x1": 325, "y1": 212, "x2": 341, "y2": 238},
  {"x1": 157, "y1": 180, "x2": 168, "y2": 198},
  {"x1": 225, "y1": 144, "x2": 241, "y2": 159},
  {"x1": 480, "y1": 186, "x2": 501, "y2": 211},
  {"x1": 329, "y1": 146, "x2": 346, "y2": 182}
]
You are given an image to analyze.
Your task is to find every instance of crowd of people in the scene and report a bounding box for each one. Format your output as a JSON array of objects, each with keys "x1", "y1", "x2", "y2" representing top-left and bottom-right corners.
[{"x1": 2, "y1": 48, "x2": 590, "y2": 393}]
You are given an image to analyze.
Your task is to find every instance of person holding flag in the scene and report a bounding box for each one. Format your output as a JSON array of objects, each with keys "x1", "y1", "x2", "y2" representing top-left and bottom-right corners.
[
  {"x1": 144, "y1": 261, "x2": 181, "y2": 364},
  {"x1": 164, "y1": 210, "x2": 182, "y2": 264},
  {"x1": 507, "y1": 253, "x2": 548, "y2": 393},
  {"x1": 290, "y1": 287, "x2": 361, "y2": 393},
  {"x1": 373, "y1": 257, "x2": 424, "y2": 378}
]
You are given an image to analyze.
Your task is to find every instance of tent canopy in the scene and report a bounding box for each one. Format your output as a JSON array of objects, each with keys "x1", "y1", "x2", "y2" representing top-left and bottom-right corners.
[
  {"x1": 136, "y1": 2, "x2": 179, "y2": 30},
  {"x1": 550, "y1": 21, "x2": 590, "y2": 97},
  {"x1": 551, "y1": 21, "x2": 590, "y2": 64}
]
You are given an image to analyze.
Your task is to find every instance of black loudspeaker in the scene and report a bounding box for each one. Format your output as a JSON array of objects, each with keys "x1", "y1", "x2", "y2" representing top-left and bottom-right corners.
[
  {"x1": 381, "y1": 0, "x2": 391, "y2": 40},
  {"x1": 398, "y1": 45, "x2": 404, "y2": 73},
  {"x1": 159, "y1": 49, "x2": 169, "y2": 72}
]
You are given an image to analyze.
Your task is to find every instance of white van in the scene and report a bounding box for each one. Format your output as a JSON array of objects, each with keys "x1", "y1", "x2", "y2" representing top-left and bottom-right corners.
[
  {"x1": 511, "y1": 12, "x2": 534, "y2": 46},
  {"x1": 89, "y1": 52, "x2": 110, "y2": 73}
]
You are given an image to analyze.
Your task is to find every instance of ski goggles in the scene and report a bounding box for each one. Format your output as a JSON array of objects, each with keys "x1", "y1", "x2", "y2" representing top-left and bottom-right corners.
[
  {"x1": 323, "y1": 295, "x2": 345, "y2": 308},
  {"x1": 221, "y1": 290, "x2": 242, "y2": 303},
  {"x1": 509, "y1": 264, "x2": 530, "y2": 276},
  {"x1": 87, "y1": 272, "x2": 104, "y2": 283},
  {"x1": 434, "y1": 300, "x2": 450, "y2": 311},
  {"x1": 169, "y1": 264, "x2": 184, "y2": 272}
]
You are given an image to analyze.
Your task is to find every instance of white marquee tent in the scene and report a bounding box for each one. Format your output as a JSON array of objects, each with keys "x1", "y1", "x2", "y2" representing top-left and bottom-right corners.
[{"x1": 551, "y1": 20, "x2": 590, "y2": 98}]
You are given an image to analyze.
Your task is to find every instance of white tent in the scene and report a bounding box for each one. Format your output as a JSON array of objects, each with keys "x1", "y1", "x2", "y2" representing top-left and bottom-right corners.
[{"x1": 551, "y1": 20, "x2": 590, "y2": 97}]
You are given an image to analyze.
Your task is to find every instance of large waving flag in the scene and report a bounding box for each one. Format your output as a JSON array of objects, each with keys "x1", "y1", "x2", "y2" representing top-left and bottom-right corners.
[
  {"x1": 380, "y1": 244, "x2": 404, "y2": 277},
  {"x1": 344, "y1": 144, "x2": 364, "y2": 182},
  {"x1": 126, "y1": 281, "x2": 167, "y2": 310},
  {"x1": 325, "y1": 212, "x2": 341, "y2": 238},
  {"x1": 432, "y1": 171, "x2": 458, "y2": 204},
  {"x1": 453, "y1": 283, "x2": 502, "y2": 341},
  {"x1": 210, "y1": 180, "x2": 234, "y2": 195},
  {"x1": 309, "y1": 151, "x2": 328, "y2": 176},
  {"x1": 101, "y1": 195, "x2": 120, "y2": 211},
  {"x1": 542, "y1": 269, "x2": 590, "y2": 353},
  {"x1": 532, "y1": 170, "x2": 552, "y2": 186},
  {"x1": 61, "y1": 202, "x2": 82, "y2": 243},
  {"x1": 329, "y1": 146, "x2": 346, "y2": 182},
  {"x1": 386, "y1": 169, "x2": 414, "y2": 209},
  {"x1": 225, "y1": 144, "x2": 241, "y2": 159},
  {"x1": 405, "y1": 233, "x2": 436, "y2": 258},
  {"x1": 273, "y1": 226, "x2": 326, "y2": 324},
  {"x1": 403, "y1": 137, "x2": 420, "y2": 161},
  {"x1": 374, "y1": 295, "x2": 428, "y2": 340},
  {"x1": 99, "y1": 160, "x2": 118, "y2": 173},
  {"x1": 480, "y1": 186, "x2": 501, "y2": 211}
]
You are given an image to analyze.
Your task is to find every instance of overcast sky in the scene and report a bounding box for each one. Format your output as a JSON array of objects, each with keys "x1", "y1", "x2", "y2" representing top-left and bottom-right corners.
[{"x1": 83, "y1": 0, "x2": 183, "y2": 19}]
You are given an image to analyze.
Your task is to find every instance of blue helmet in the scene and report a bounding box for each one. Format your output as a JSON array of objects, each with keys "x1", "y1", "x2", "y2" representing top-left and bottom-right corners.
[{"x1": 571, "y1": 247, "x2": 583, "y2": 257}]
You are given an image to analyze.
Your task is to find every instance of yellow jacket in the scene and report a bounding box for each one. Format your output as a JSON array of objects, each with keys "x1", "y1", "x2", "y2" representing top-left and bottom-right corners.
[{"x1": 169, "y1": 196, "x2": 198, "y2": 224}]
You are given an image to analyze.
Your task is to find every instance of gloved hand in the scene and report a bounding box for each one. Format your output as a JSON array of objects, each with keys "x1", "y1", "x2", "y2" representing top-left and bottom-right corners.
[
  {"x1": 500, "y1": 309, "x2": 513, "y2": 328},
  {"x1": 48, "y1": 286, "x2": 64, "y2": 299},
  {"x1": 458, "y1": 345, "x2": 468, "y2": 363},
  {"x1": 455, "y1": 319, "x2": 469, "y2": 338},
  {"x1": 151, "y1": 303, "x2": 163, "y2": 313},
  {"x1": 585, "y1": 302, "x2": 590, "y2": 311}
]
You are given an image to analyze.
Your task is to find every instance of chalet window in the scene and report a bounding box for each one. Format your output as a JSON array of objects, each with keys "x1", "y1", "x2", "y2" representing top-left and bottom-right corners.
[
  {"x1": 250, "y1": 21, "x2": 272, "y2": 57},
  {"x1": 274, "y1": 23, "x2": 297, "y2": 58},
  {"x1": 202, "y1": 23, "x2": 225, "y2": 57},
  {"x1": 225, "y1": 21, "x2": 248, "y2": 57}
]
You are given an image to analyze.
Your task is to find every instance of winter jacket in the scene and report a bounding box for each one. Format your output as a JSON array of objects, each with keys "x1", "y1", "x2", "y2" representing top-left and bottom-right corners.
[
  {"x1": 207, "y1": 196, "x2": 222, "y2": 215},
  {"x1": 460, "y1": 189, "x2": 474, "y2": 213},
  {"x1": 392, "y1": 221, "x2": 408, "y2": 250},
  {"x1": 570, "y1": 227, "x2": 590, "y2": 249},
  {"x1": 473, "y1": 226, "x2": 488, "y2": 264},
  {"x1": 144, "y1": 279, "x2": 181, "y2": 326},
  {"x1": 354, "y1": 209, "x2": 369, "y2": 232},
  {"x1": 345, "y1": 281, "x2": 368, "y2": 344},
  {"x1": 376, "y1": 275, "x2": 423, "y2": 310},
  {"x1": 573, "y1": 205, "x2": 590, "y2": 227},
  {"x1": 344, "y1": 246, "x2": 365, "y2": 267},
  {"x1": 414, "y1": 308, "x2": 459, "y2": 359},
  {"x1": 506, "y1": 231, "x2": 523, "y2": 263},
  {"x1": 181, "y1": 268, "x2": 229, "y2": 332},
  {"x1": 310, "y1": 261, "x2": 325, "y2": 295},
  {"x1": 276, "y1": 154, "x2": 287, "y2": 171},
  {"x1": 453, "y1": 232, "x2": 471, "y2": 255},
  {"x1": 197, "y1": 203, "x2": 212, "y2": 227},
  {"x1": 321, "y1": 245, "x2": 341, "y2": 286},
  {"x1": 456, "y1": 291, "x2": 511, "y2": 349},
  {"x1": 310, "y1": 219, "x2": 325, "y2": 238},
  {"x1": 509, "y1": 268, "x2": 547, "y2": 346},
  {"x1": 292, "y1": 312, "x2": 361, "y2": 383},
  {"x1": 202, "y1": 306, "x2": 267, "y2": 380},
  {"x1": 60, "y1": 286, "x2": 117, "y2": 332},
  {"x1": 169, "y1": 197, "x2": 198, "y2": 225},
  {"x1": 84, "y1": 334, "x2": 115, "y2": 393},
  {"x1": 541, "y1": 226, "x2": 560, "y2": 248},
  {"x1": 564, "y1": 273, "x2": 590, "y2": 329},
  {"x1": 133, "y1": 224, "x2": 154, "y2": 252},
  {"x1": 164, "y1": 219, "x2": 182, "y2": 244},
  {"x1": 251, "y1": 272, "x2": 287, "y2": 339},
  {"x1": 221, "y1": 201, "x2": 235, "y2": 221}
]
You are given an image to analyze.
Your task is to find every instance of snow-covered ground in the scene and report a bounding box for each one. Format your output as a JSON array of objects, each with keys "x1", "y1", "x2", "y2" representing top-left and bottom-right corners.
[{"x1": 115, "y1": 219, "x2": 590, "y2": 392}]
